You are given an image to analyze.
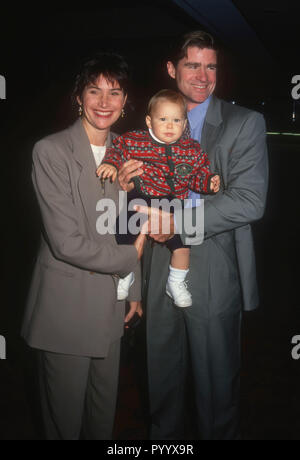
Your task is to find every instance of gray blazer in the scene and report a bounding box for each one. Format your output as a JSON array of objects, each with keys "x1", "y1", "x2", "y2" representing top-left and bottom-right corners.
[
  {"x1": 22, "y1": 119, "x2": 141, "y2": 357},
  {"x1": 176, "y1": 96, "x2": 269, "y2": 311}
]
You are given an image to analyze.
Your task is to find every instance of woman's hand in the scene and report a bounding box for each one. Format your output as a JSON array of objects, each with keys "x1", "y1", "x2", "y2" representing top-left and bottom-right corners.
[
  {"x1": 124, "y1": 301, "x2": 143, "y2": 327},
  {"x1": 118, "y1": 160, "x2": 144, "y2": 192}
]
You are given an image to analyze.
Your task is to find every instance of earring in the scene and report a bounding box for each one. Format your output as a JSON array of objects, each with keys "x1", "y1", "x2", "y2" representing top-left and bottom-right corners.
[
  {"x1": 121, "y1": 108, "x2": 125, "y2": 118},
  {"x1": 78, "y1": 105, "x2": 83, "y2": 117}
]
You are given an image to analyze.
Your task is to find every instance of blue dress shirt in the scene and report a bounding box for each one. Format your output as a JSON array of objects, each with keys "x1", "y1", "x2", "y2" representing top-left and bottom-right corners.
[{"x1": 186, "y1": 96, "x2": 212, "y2": 208}]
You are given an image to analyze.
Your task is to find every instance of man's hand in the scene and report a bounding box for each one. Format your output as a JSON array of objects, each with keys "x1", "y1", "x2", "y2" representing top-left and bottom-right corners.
[
  {"x1": 118, "y1": 159, "x2": 144, "y2": 192},
  {"x1": 124, "y1": 301, "x2": 143, "y2": 327},
  {"x1": 134, "y1": 205, "x2": 175, "y2": 243},
  {"x1": 210, "y1": 174, "x2": 220, "y2": 193}
]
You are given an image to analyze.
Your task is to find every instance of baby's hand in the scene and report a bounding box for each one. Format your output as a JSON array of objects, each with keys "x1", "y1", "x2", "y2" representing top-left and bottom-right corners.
[
  {"x1": 96, "y1": 163, "x2": 118, "y2": 182},
  {"x1": 210, "y1": 174, "x2": 220, "y2": 193}
]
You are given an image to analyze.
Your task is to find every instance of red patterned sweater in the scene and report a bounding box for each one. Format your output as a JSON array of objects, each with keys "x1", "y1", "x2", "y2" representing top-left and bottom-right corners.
[{"x1": 103, "y1": 130, "x2": 216, "y2": 200}]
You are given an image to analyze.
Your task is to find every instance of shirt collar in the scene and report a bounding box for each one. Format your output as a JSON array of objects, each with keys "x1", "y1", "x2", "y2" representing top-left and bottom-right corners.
[
  {"x1": 149, "y1": 129, "x2": 178, "y2": 145},
  {"x1": 187, "y1": 96, "x2": 212, "y2": 129}
]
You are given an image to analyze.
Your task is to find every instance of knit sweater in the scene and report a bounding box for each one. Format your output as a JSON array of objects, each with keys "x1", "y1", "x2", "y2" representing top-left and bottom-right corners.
[{"x1": 103, "y1": 129, "x2": 216, "y2": 200}]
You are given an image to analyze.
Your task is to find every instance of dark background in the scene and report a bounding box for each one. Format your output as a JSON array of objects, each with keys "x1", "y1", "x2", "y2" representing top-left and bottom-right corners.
[{"x1": 0, "y1": 0, "x2": 299, "y2": 440}]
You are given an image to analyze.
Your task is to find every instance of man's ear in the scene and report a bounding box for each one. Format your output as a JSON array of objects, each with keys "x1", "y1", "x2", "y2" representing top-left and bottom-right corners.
[
  {"x1": 167, "y1": 61, "x2": 176, "y2": 79},
  {"x1": 145, "y1": 115, "x2": 152, "y2": 130}
]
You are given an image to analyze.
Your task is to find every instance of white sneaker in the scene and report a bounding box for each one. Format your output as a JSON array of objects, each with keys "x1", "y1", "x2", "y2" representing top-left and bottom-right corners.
[
  {"x1": 166, "y1": 280, "x2": 192, "y2": 308},
  {"x1": 117, "y1": 272, "x2": 135, "y2": 301}
]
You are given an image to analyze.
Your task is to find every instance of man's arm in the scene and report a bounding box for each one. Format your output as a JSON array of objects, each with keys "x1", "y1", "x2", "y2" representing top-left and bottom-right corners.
[{"x1": 176, "y1": 111, "x2": 268, "y2": 243}]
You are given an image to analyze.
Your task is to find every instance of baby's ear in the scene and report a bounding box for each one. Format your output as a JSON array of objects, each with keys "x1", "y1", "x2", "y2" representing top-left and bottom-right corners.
[
  {"x1": 183, "y1": 119, "x2": 187, "y2": 130},
  {"x1": 145, "y1": 115, "x2": 152, "y2": 130}
]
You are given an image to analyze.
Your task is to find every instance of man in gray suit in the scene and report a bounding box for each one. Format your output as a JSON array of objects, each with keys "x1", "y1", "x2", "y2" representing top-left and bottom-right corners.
[{"x1": 119, "y1": 31, "x2": 268, "y2": 440}]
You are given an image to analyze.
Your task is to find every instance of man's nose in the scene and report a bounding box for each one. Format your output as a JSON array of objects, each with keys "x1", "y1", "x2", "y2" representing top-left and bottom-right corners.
[{"x1": 196, "y1": 67, "x2": 207, "y2": 81}]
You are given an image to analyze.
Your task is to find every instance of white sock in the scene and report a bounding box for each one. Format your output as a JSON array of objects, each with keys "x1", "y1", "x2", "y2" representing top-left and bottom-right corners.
[{"x1": 168, "y1": 265, "x2": 189, "y2": 284}]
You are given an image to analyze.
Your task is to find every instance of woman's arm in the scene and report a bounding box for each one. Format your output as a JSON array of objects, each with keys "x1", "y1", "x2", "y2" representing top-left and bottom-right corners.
[{"x1": 32, "y1": 139, "x2": 140, "y2": 277}]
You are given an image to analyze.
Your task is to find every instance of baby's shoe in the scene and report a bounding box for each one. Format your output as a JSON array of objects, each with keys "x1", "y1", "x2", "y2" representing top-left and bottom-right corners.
[
  {"x1": 117, "y1": 272, "x2": 135, "y2": 301},
  {"x1": 166, "y1": 280, "x2": 192, "y2": 308}
]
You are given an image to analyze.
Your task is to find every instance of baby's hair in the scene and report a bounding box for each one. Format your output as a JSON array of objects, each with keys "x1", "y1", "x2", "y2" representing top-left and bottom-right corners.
[{"x1": 147, "y1": 89, "x2": 187, "y2": 118}]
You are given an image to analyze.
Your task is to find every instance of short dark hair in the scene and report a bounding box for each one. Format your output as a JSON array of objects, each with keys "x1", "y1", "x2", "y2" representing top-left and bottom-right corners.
[
  {"x1": 169, "y1": 30, "x2": 217, "y2": 67},
  {"x1": 148, "y1": 89, "x2": 187, "y2": 118},
  {"x1": 73, "y1": 52, "x2": 130, "y2": 102}
]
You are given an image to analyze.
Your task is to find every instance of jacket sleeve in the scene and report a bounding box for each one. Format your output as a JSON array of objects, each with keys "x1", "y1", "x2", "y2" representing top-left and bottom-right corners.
[
  {"x1": 176, "y1": 112, "x2": 269, "y2": 243},
  {"x1": 188, "y1": 144, "x2": 216, "y2": 194},
  {"x1": 32, "y1": 140, "x2": 138, "y2": 277},
  {"x1": 127, "y1": 261, "x2": 142, "y2": 302}
]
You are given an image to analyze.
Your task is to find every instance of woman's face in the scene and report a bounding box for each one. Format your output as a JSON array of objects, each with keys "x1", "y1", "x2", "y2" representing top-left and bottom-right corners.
[{"x1": 78, "y1": 74, "x2": 127, "y2": 133}]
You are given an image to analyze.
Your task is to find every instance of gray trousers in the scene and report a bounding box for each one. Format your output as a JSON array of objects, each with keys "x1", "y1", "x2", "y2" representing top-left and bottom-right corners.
[
  {"x1": 145, "y1": 239, "x2": 242, "y2": 440},
  {"x1": 38, "y1": 339, "x2": 121, "y2": 440}
]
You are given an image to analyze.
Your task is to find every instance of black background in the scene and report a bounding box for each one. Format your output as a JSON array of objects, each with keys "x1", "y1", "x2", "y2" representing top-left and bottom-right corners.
[{"x1": 0, "y1": 1, "x2": 299, "y2": 440}]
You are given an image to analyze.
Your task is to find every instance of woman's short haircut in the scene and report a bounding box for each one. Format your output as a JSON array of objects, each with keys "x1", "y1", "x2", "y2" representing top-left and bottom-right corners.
[
  {"x1": 169, "y1": 30, "x2": 217, "y2": 67},
  {"x1": 148, "y1": 89, "x2": 187, "y2": 118},
  {"x1": 73, "y1": 52, "x2": 130, "y2": 101}
]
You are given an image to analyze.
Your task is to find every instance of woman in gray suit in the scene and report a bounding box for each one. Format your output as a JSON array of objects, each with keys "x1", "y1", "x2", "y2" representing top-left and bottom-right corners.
[{"x1": 21, "y1": 53, "x2": 146, "y2": 440}]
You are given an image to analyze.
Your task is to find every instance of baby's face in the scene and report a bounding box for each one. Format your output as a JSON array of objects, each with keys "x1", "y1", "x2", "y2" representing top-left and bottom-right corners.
[{"x1": 146, "y1": 100, "x2": 187, "y2": 144}]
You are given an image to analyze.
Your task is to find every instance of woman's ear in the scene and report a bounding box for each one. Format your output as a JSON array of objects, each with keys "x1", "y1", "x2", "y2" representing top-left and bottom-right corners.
[
  {"x1": 145, "y1": 115, "x2": 152, "y2": 130},
  {"x1": 76, "y1": 96, "x2": 82, "y2": 106},
  {"x1": 123, "y1": 94, "x2": 128, "y2": 107}
]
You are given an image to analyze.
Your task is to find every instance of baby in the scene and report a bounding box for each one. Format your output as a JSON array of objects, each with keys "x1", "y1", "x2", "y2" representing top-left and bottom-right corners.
[{"x1": 97, "y1": 89, "x2": 220, "y2": 308}]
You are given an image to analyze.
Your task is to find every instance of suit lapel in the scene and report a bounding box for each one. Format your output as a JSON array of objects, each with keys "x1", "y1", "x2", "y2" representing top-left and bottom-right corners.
[{"x1": 68, "y1": 119, "x2": 114, "y2": 240}]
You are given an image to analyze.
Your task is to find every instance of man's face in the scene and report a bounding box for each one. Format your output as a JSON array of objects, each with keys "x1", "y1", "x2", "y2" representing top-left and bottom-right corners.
[{"x1": 167, "y1": 46, "x2": 217, "y2": 110}]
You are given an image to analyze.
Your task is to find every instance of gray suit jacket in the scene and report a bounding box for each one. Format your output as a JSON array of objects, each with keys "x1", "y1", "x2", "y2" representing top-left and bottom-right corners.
[
  {"x1": 22, "y1": 119, "x2": 141, "y2": 357},
  {"x1": 175, "y1": 96, "x2": 269, "y2": 311}
]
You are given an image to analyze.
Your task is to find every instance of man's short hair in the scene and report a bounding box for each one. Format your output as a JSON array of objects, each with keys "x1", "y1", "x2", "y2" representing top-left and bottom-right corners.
[
  {"x1": 169, "y1": 30, "x2": 217, "y2": 67},
  {"x1": 147, "y1": 89, "x2": 187, "y2": 118}
]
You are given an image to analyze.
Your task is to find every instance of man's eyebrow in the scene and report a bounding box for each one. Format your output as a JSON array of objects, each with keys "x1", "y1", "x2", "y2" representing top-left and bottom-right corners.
[
  {"x1": 184, "y1": 62, "x2": 202, "y2": 67},
  {"x1": 183, "y1": 62, "x2": 217, "y2": 67}
]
